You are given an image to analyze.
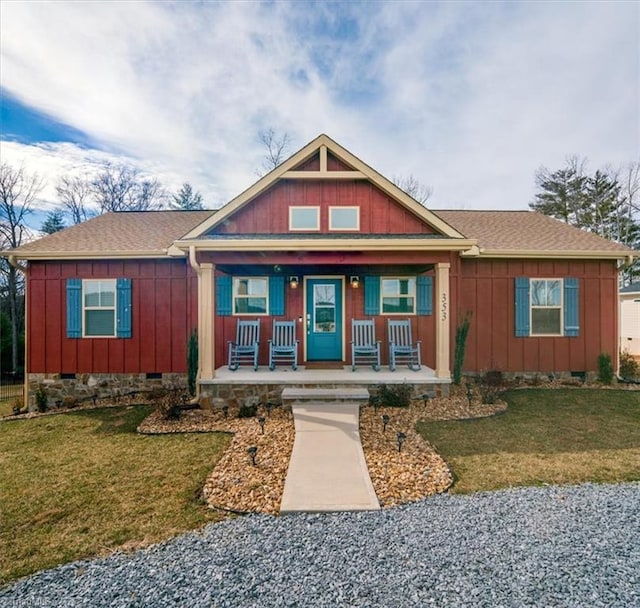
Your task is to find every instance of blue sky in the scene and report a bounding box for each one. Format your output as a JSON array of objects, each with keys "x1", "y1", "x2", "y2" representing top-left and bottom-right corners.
[{"x1": 1, "y1": 0, "x2": 638, "y2": 225}]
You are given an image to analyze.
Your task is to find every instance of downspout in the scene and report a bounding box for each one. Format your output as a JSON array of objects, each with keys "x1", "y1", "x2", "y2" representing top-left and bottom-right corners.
[
  {"x1": 188, "y1": 246, "x2": 202, "y2": 399},
  {"x1": 7, "y1": 255, "x2": 29, "y2": 410}
]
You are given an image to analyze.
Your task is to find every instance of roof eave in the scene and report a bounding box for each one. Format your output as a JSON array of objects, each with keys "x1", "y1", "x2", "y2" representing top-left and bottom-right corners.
[
  {"x1": 2, "y1": 250, "x2": 170, "y2": 261},
  {"x1": 476, "y1": 249, "x2": 637, "y2": 260}
]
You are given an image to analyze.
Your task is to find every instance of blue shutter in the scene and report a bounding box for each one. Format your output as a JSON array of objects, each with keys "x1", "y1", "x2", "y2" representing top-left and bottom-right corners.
[
  {"x1": 416, "y1": 275, "x2": 433, "y2": 316},
  {"x1": 116, "y1": 278, "x2": 132, "y2": 338},
  {"x1": 66, "y1": 278, "x2": 82, "y2": 338},
  {"x1": 269, "y1": 276, "x2": 285, "y2": 316},
  {"x1": 515, "y1": 277, "x2": 530, "y2": 337},
  {"x1": 563, "y1": 277, "x2": 579, "y2": 337},
  {"x1": 364, "y1": 276, "x2": 380, "y2": 316},
  {"x1": 216, "y1": 276, "x2": 232, "y2": 316}
]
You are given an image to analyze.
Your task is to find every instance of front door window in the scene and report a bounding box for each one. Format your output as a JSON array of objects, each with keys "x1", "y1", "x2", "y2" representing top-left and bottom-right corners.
[{"x1": 313, "y1": 284, "x2": 336, "y2": 333}]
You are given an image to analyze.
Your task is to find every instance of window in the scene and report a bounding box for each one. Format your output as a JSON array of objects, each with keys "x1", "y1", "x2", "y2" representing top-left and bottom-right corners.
[
  {"x1": 289, "y1": 206, "x2": 320, "y2": 231},
  {"x1": 83, "y1": 279, "x2": 116, "y2": 336},
  {"x1": 530, "y1": 279, "x2": 562, "y2": 335},
  {"x1": 233, "y1": 277, "x2": 268, "y2": 315},
  {"x1": 329, "y1": 206, "x2": 359, "y2": 231},
  {"x1": 381, "y1": 278, "x2": 416, "y2": 314}
]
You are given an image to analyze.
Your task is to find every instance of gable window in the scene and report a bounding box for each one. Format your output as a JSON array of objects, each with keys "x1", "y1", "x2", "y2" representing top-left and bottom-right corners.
[
  {"x1": 289, "y1": 206, "x2": 320, "y2": 231},
  {"x1": 381, "y1": 278, "x2": 416, "y2": 314},
  {"x1": 530, "y1": 279, "x2": 562, "y2": 335},
  {"x1": 84, "y1": 279, "x2": 116, "y2": 336},
  {"x1": 233, "y1": 277, "x2": 268, "y2": 315},
  {"x1": 329, "y1": 206, "x2": 359, "y2": 231}
]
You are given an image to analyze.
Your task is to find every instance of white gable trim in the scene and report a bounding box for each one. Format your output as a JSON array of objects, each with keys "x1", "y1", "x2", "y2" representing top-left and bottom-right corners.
[{"x1": 180, "y1": 134, "x2": 466, "y2": 240}]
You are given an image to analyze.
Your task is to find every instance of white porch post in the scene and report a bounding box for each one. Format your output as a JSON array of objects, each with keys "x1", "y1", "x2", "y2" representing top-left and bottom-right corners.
[
  {"x1": 199, "y1": 263, "x2": 215, "y2": 380},
  {"x1": 435, "y1": 262, "x2": 451, "y2": 379}
]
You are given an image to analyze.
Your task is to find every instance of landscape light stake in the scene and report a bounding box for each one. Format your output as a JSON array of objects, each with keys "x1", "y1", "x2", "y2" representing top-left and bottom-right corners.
[
  {"x1": 91, "y1": 393, "x2": 97, "y2": 406},
  {"x1": 258, "y1": 417, "x2": 266, "y2": 434},
  {"x1": 382, "y1": 414, "x2": 390, "y2": 433},
  {"x1": 247, "y1": 446, "x2": 258, "y2": 466},
  {"x1": 222, "y1": 404, "x2": 229, "y2": 418},
  {"x1": 396, "y1": 431, "x2": 406, "y2": 452},
  {"x1": 265, "y1": 401, "x2": 274, "y2": 416},
  {"x1": 466, "y1": 384, "x2": 473, "y2": 407}
]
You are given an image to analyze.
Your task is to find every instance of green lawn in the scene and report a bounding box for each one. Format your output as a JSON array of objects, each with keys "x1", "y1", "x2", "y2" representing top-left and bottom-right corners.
[
  {"x1": 0, "y1": 406, "x2": 231, "y2": 584},
  {"x1": 417, "y1": 389, "x2": 640, "y2": 494}
]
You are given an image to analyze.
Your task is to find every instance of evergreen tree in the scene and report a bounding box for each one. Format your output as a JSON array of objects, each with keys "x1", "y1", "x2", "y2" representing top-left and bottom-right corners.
[
  {"x1": 172, "y1": 183, "x2": 204, "y2": 210},
  {"x1": 41, "y1": 209, "x2": 66, "y2": 234}
]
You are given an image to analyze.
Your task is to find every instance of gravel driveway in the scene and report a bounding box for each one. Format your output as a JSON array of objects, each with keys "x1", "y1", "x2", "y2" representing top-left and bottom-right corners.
[{"x1": 2, "y1": 483, "x2": 638, "y2": 607}]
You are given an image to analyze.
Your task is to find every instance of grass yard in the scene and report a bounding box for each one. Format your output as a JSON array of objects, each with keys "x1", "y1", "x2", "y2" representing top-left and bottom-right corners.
[
  {"x1": 0, "y1": 406, "x2": 231, "y2": 585},
  {"x1": 417, "y1": 389, "x2": 640, "y2": 494}
]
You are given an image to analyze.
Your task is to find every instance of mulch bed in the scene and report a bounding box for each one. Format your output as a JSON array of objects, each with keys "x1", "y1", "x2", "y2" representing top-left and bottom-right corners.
[{"x1": 137, "y1": 393, "x2": 507, "y2": 515}]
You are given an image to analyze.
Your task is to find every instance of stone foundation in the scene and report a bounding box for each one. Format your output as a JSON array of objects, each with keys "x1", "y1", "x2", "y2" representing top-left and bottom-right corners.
[
  {"x1": 27, "y1": 373, "x2": 188, "y2": 411},
  {"x1": 201, "y1": 382, "x2": 449, "y2": 408}
]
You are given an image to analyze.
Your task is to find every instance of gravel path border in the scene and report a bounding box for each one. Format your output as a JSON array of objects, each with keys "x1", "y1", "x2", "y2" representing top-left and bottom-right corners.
[{"x1": 2, "y1": 482, "x2": 638, "y2": 607}]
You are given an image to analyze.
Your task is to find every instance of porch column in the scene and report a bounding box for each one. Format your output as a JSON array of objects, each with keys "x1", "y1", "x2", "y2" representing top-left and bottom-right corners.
[
  {"x1": 199, "y1": 263, "x2": 215, "y2": 380},
  {"x1": 435, "y1": 262, "x2": 451, "y2": 379}
]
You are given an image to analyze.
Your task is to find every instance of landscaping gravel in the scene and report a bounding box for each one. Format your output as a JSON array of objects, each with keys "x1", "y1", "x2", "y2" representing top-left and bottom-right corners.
[{"x1": 2, "y1": 482, "x2": 638, "y2": 608}]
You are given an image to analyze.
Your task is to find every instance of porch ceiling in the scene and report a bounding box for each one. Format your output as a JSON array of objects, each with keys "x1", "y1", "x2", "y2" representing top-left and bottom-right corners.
[{"x1": 215, "y1": 263, "x2": 436, "y2": 275}]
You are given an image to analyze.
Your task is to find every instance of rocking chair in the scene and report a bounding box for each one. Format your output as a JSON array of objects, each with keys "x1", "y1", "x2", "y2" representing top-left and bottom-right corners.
[
  {"x1": 350, "y1": 319, "x2": 381, "y2": 371},
  {"x1": 268, "y1": 320, "x2": 299, "y2": 370},
  {"x1": 227, "y1": 319, "x2": 260, "y2": 371},
  {"x1": 388, "y1": 319, "x2": 421, "y2": 371}
]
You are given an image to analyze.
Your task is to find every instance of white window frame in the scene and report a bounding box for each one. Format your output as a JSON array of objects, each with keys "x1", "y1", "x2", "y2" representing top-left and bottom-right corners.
[
  {"x1": 380, "y1": 277, "x2": 416, "y2": 315},
  {"x1": 82, "y1": 279, "x2": 117, "y2": 338},
  {"x1": 530, "y1": 278, "x2": 563, "y2": 336},
  {"x1": 329, "y1": 206, "x2": 360, "y2": 231},
  {"x1": 233, "y1": 277, "x2": 269, "y2": 316},
  {"x1": 289, "y1": 206, "x2": 320, "y2": 231}
]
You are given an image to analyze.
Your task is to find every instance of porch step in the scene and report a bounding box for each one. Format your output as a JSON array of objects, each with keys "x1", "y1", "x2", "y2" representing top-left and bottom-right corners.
[{"x1": 281, "y1": 387, "x2": 370, "y2": 407}]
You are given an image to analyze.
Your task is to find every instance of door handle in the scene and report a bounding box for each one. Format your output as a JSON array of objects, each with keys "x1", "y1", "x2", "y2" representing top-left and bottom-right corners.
[{"x1": 306, "y1": 313, "x2": 311, "y2": 335}]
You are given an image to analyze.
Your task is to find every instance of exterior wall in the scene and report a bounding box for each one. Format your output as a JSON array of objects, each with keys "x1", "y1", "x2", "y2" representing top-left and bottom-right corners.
[
  {"x1": 213, "y1": 180, "x2": 437, "y2": 235},
  {"x1": 454, "y1": 258, "x2": 619, "y2": 374},
  {"x1": 28, "y1": 259, "x2": 197, "y2": 375},
  {"x1": 620, "y1": 292, "x2": 640, "y2": 356}
]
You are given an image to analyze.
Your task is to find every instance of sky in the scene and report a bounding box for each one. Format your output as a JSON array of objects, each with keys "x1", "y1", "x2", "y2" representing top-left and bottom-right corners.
[{"x1": 1, "y1": 0, "x2": 639, "y2": 227}]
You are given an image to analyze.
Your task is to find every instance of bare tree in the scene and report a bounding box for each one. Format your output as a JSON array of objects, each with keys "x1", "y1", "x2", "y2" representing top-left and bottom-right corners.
[
  {"x1": 0, "y1": 163, "x2": 44, "y2": 373},
  {"x1": 55, "y1": 174, "x2": 93, "y2": 224},
  {"x1": 257, "y1": 128, "x2": 292, "y2": 176},
  {"x1": 392, "y1": 174, "x2": 433, "y2": 205},
  {"x1": 91, "y1": 164, "x2": 167, "y2": 213}
]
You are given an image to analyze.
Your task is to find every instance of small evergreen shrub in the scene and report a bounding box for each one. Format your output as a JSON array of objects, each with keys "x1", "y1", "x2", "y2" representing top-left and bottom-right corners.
[
  {"x1": 372, "y1": 383, "x2": 412, "y2": 408},
  {"x1": 238, "y1": 399, "x2": 259, "y2": 418},
  {"x1": 483, "y1": 370, "x2": 504, "y2": 387},
  {"x1": 453, "y1": 312, "x2": 472, "y2": 386},
  {"x1": 619, "y1": 350, "x2": 639, "y2": 379},
  {"x1": 156, "y1": 388, "x2": 182, "y2": 421},
  {"x1": 597, "y1": 353, "x2": 614, "y2": 385},
  {"x1": 35, "y1": 386, "x2": 48, "y2": 412},
  {"x1": 187, "y1": 330, "x2": 198, "y2": 397}
]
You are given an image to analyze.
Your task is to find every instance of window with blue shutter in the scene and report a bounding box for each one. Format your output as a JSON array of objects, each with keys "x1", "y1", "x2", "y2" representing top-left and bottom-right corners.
[
  {"x1": 514, "y1": 277, "x2": 530, "y2": 337},
  {"x1": 416, "y1": 276, "x2": 433, "y2": 316},
  {"x1": 364, "y1": 276, "x2": 380, "y2": 315},
  {"x1": 116, "y1": 278, "x2": 132, "y2": 338},
  {"x1": 216, "y1": 276, "x2": 232, "y2": 316},
  {"x1": 66, "y1": 278, "x2": 82, "y2": 338},
  {"x1": 269, "y1": 276, "x2": 285, "y2": 316},
  {"x1": 563, "y1": 277, "x2": 579, "y2": 337}
]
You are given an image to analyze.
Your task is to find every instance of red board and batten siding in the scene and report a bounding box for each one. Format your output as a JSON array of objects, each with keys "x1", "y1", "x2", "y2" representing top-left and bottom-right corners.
[
  {"x1": 28, "y1": 259, "x2": 197, "y2": 374},
  {"x1": 214, "y1": 180, "x2": 436, "y2": 235},
  {"x1": 455, "y1": 258, "x2": 619, "y2": 373}
]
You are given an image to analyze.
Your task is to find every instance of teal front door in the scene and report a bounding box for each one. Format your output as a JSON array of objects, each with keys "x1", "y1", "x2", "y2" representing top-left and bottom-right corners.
[{"x1": 306, "y1": 278, "x2": 343, "y2": 361}]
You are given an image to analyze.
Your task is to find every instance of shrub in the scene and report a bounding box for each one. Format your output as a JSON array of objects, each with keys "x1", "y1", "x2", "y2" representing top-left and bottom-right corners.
[
  {"x1": 155, "y1": 388, "x2": 182, "y2": 420},
  {"x1": 372, "y1": 383, "x2": 412, "y2": 408},
  {"x1": 453, "y1": 312, "x2": 472, "y2": 386},
  {"x1": 483, "y1": 370, "x2": 504, "y2": 387},
  {"x1": 35, "y1": 386, "x2": 48, "y2": 413},
  {"x1": 597, "y1": 353, "x2": 614, "y2": 385},
  {"x1": 238, "y1": 397, "x2": 260, "y2": 418},
  {"x1": 62, "y1": 396, "x2": 79, "y2": 409},
  {"x1": 619, "y1": 350, "x2": 639, "y2": 379},
  {"x1": 187, "y1": 330, "x2": 198, "y2": 397},
  {"x1": 479, "y1": 386, "x2": 499, "y2": 405}
]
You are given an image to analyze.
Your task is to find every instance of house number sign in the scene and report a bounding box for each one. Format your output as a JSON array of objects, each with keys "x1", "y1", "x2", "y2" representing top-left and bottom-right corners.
[{"x1": 441, "y1": 292, "x2": 448, "y2": 321}]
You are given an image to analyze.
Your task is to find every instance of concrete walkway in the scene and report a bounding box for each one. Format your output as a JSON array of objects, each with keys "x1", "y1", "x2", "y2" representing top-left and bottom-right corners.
[{"x1": 280, "y1": 402, "x2": 380, "y2": 513}]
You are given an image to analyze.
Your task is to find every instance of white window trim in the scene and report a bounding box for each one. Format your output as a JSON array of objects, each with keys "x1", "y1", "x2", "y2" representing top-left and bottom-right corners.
[
  {"x1": 380, "y1": 276, "x2": 417, "y2": 316},
  {"x1": 530, "y1": 278, "x2": 564, "y2": 337},
  {"x1": 82, "y1": 279, "x2": 117, "y2": 338},
  {"x1": 329, "y1": 206, "x2": 360, "y2": 231},
  {"x1": 289, "y1": 206, "x2": 320, "y2": 231},
  {"x1": 232, "y1": 276, "x2": 269, "y2": 316}
]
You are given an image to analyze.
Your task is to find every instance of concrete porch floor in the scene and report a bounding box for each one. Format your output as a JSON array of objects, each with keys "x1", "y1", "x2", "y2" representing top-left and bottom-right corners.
[{"x1": 202, "y1": 365, "x2": 448, "y2": 386}]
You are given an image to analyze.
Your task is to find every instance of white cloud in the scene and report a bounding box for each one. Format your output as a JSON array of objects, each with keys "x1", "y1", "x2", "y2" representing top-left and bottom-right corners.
[{"x1": 1, "y1": 1, "x2": 638, "y2": 214}]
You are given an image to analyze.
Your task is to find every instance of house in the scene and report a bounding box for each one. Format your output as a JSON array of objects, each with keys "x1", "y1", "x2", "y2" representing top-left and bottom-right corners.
[
  {"x1": 620, "y1": 282, "x2": 640, "y2": 357},
  {"x1": 5, "y1": 134, "x2": 637, "y2": 406}
]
